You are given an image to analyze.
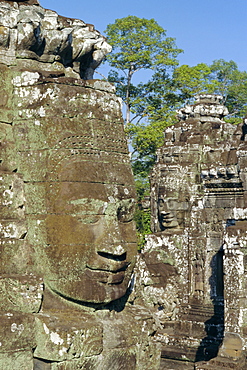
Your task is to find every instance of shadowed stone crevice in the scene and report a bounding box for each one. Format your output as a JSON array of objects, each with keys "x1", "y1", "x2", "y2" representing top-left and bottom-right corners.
[
  {"x1": 195, "y1": 249, "x2": 225, "y2": 362},
  {"x1": 33, "y1": 358, "x2": 53, "y2": 370}
]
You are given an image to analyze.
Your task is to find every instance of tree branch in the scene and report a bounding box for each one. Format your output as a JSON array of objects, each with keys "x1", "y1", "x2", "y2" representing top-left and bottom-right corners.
[{"x1": 94, "y1": 70, "x2": 108, "y2": 80}]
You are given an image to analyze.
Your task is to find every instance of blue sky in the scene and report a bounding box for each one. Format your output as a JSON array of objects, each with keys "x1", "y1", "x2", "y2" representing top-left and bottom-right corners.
[{"x1": 40, "y1": 0, "x2": 247, "y2": 72}]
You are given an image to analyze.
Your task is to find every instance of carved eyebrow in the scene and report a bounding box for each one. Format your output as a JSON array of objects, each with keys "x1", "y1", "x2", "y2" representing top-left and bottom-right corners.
[
  {"x1": 69, "y1": 198, "x2": 107, "y2": 215},
  {"x1": 69, "y1": 198, "x2": 135, "y2": 216},
  {"x1": 69, "y1": 198, "x2": 106, "y2": 206}
]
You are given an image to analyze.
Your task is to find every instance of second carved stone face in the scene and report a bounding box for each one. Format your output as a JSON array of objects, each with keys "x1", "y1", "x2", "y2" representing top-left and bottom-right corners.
[{"x1": 157, "y1": 197, "x2": 179, "y2": 229}]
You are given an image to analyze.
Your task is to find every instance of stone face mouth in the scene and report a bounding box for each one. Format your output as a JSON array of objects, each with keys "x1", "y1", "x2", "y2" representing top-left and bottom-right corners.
[
  {"x1": 86, "y1": 261, "x2": 130, "y2": 274},
  {"x1": 85, "y1": 268, "x2": 127, "y2": 285},
  {"x1": 160, "y1": 212, "x2": 177, "y2": 223},
  {"x1": 97, "y1": 251, "x2": 127, "y2": 262},
  {"x1": 160, "y1": 214, "x2": 175, "y2": 222},
  {"x1": 85, "y1": 251, "x2": 130, "y2": 284}
]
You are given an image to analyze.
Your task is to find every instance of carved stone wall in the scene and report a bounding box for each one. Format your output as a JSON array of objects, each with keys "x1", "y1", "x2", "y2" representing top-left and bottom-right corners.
[
  {"x1": 0, "y1": 0, "x2": 111, "y2": 78},
  {"x1": 142, "y1": 94, "x2": 247, "y2": 369}
]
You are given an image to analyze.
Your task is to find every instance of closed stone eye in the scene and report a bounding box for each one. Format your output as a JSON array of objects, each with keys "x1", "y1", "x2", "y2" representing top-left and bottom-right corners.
[{"x1": 117, "y1": 203, "x2": 135, "y2": 223}]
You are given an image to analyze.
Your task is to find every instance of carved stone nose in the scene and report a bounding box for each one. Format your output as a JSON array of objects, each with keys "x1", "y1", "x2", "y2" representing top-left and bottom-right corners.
[{"x1": 160, "y1": 202, "x2": 170, "y2": 212}]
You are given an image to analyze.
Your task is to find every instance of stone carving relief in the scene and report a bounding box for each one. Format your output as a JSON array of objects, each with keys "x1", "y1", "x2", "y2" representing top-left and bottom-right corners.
[
  {"x1": 145, "y1": 94, "x2": 247, "y2": 369},
  {"x1": 193, "y1": 251, "x2": 204, "y2": 299},
  {"x1": 0, "y1": 1, "x2": 161, "y2": 369}
]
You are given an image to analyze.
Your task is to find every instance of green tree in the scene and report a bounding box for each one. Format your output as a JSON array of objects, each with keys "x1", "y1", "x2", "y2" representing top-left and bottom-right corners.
[
  {"x1": 104, "y1": 16, "x2": 183, "y2": 207},
  {"x1": 210, "y1": 59, "x2": 247, "y2": 120},
  {"x1": 104, "y1": 16, "x2": 183, "y2": 125},
  {"x1": 105, "y1": 17, "x2": 183, "y2": 244},
  {"x1": 173, "y1": 60, "x2": 247, "y2": 123},
  {"x1": 172, "y1": 63, "x2": 217, "y2": 99}
]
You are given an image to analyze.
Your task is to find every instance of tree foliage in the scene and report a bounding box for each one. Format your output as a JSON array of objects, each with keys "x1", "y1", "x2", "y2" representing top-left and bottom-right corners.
[
  {"x1": 173, "y1": 63, "x2": 216, "y2": 98},
  {"x1": 104, "y1": 16, "x2": 183, "y2": 124},
  {"x1": 174, "y1": 60, "x2": 247, "y2": 119},
  {"x1": 210, "y1": 59, "x2": 247, "y2": 119}
]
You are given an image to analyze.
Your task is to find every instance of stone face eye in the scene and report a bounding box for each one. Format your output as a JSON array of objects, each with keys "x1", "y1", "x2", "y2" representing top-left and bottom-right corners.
[
  {"x1": 78, "y1": 215, "x2": 100, "y2": 224},
  {"x1": 158, "y1": 198, "x2": 164, "y2": 207},
  {"x1": 117, "y1": 201, "x2": 135, "y2": 223}
]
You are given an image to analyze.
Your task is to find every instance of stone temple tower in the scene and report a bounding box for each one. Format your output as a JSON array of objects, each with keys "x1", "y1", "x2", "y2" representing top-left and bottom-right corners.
[{"x1": 140, "y1": 94, "x2": 247, "y2": 369}]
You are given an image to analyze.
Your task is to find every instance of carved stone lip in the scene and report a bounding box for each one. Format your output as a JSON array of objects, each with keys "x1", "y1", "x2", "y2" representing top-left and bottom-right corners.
[
  {"x1": 160, "y1": 215, "x2": 176, "y2": 223},
  {"x1": 86, "y1": 261, "x2": 130, "y2": 273},
  {"x1": 85, "y1": 268, "x2": 127, "y2": 284},
  {"x1": 86, "y1": 251, "x2": 130, "y2": 274},
  {"x1": 85, "y1": 252, "x2": 130, "y2": 284},
  {"x1": 97, "y1": 251, "x2": 127, "y2": 262},
  {"x1": 161, "y1": 217, "x2": 175, "y2": 222}
]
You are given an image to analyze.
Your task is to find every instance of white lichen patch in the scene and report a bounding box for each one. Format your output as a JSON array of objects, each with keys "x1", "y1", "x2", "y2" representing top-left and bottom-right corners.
[
  {"x1": 43, "y1": 323, "x2": 65, "y2": 347},
  {"x1": 38, "y1": 106, "x2": 46, "y2": 117},
  {"x1": 12, "y1": 71, "x2": 40, "y2": 87},
  {"x1": 0, "y1": 222, "x2": 26, "y2": 238},
  {"x1": 233, "y1": 207, "x2": 247, "y2": 219},
  {"x1": 50, "y1": 331, "x2": 64, "y2": 345},
  {"x1": 114, "y1": 244, "x2": 125, "y2": 255},
  {"x1": 16, "y1": 87, "x2": 30, "y2": 98},
  {"x1": 5, "y1": 313, "x2": 13, "y2": 317},
  {"x1": 135, "y1": 258, "x2": 153, "y2": 286},
  {"x1": 10, "y1": 323, "x2": 24, "y2": 334},
  {"x1": 43, "y1": 323, "x2": 49, "y2": 335},
  {"x1": 58, "y1": 347, "x2": 67, "y2": 356},
  {"x1": 2, "y1": 188, "x2": 14, "y2": 206},
  {"x1": 107, "y1": 196, "x2": 115, "y2": 203}
]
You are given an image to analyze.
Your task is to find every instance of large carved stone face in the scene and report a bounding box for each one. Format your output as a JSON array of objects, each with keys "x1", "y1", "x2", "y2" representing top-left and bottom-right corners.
[
  {"x1": 41, "y1": 159, "x2": 137, "y2": 304},
  {"x1": 10, "y1": 72, "x2": 137, "y2": 305}
]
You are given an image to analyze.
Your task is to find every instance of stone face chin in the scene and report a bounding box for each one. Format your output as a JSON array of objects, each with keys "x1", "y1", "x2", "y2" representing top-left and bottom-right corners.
[{"x1": 47, "y1": 272, "x2": 132, "y2": 304}]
